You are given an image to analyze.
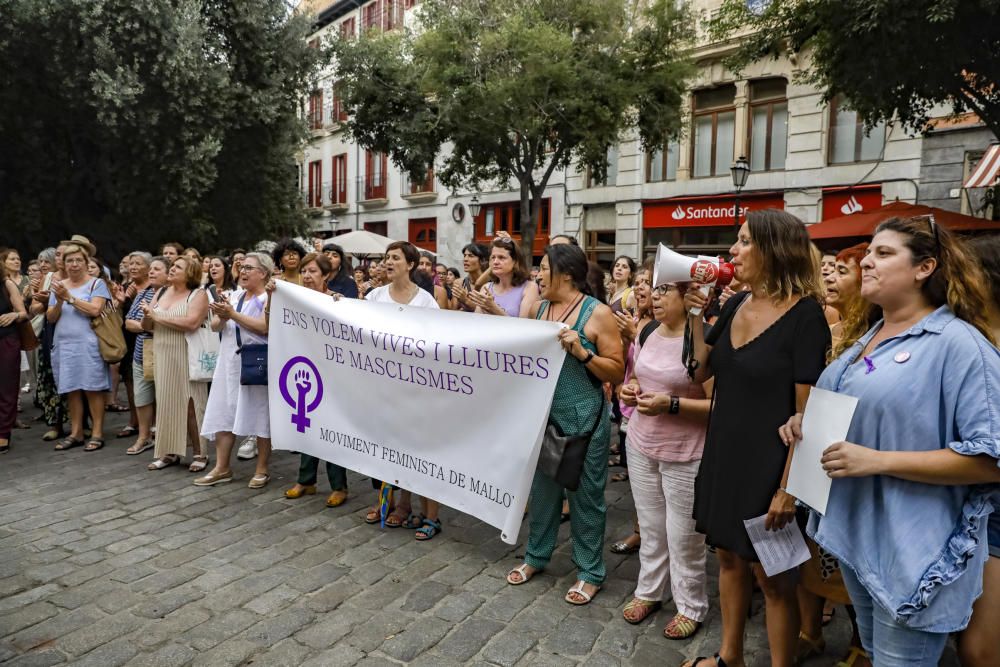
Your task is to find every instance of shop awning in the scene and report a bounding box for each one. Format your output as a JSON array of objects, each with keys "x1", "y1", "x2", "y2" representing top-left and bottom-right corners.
[
  {"x1": 807, "y1": 200, "x2": 1000, "y2": 240},
  {"x1": 964, "y1": 143, "x2": 1000, "y2": 188}
]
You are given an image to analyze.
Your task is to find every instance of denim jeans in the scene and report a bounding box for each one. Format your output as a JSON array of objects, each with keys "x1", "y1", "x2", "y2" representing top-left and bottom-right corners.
[{"x1": 841, "y1": 566, "x2": 948, "y2": 666}]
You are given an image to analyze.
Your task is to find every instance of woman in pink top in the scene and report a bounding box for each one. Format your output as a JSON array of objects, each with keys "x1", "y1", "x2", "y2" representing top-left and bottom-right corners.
[{"x1": 619, "y1": 281, "x2": 713, "y2": 639}]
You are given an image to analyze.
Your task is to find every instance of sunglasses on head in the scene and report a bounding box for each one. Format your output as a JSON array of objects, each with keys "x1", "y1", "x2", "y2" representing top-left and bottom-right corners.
[{"x1": 913, "y1": 214, "x2": 941, "y2": 256}]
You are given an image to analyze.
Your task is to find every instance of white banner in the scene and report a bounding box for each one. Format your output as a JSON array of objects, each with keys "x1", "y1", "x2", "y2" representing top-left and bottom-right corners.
[{"x1": 267, "y1": 282, "x2": 565, "y2": 544}]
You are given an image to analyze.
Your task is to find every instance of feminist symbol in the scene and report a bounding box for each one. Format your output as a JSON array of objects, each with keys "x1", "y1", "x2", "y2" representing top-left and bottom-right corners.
[{"x1": 279, "y1": 356, "x2": 324, "y2": 433}]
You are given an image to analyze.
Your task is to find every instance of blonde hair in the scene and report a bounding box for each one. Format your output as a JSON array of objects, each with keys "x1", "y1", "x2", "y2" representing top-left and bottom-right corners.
[
  {"x1": 61, "y1": 243, "x2": 91, "y2": 263},
  {"x1": 171, "y1": 256, "x2": 203, "y2": 290}
]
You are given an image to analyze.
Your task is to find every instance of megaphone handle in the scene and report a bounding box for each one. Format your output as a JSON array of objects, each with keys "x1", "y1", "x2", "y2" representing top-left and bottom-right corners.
[{"x1": 689, "y1": 283, "x2": 712, "y2": 317}]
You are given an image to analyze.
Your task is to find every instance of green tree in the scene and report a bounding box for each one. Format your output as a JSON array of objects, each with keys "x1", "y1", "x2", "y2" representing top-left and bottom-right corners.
[
  {"x1": 330, "y1": 0, "x2": 694, "y2": 259},
  {"x1": 0, "y1": 0, "x2": 321, "y2": 259},
  {"x1": 711, "y1": 0, "x2": 1000, "y2": 140}
]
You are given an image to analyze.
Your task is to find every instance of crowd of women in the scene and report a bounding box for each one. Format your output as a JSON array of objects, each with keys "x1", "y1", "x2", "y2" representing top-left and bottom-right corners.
[{"x1": 2, "y1": 211, "x2": 1000, "y2": 666}]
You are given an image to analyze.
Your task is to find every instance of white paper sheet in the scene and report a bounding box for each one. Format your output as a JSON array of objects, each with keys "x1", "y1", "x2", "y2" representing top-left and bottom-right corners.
[
  {"x1": 785, "y1": 387, "x2": 859, "y2": 515},
  {"x1": 743, "y1": 514, "x2": 811, "y2": 577}
]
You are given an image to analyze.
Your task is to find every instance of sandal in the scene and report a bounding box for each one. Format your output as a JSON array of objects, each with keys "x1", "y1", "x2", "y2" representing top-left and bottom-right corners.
[
  {"x1": 42, "y1": 429, "x2": 64, "y2": 442},
  {"x1": 126, "y1": 439, "x2": 154, "y2": 455},
  {"x1": 83, "y1": 438, "x2": 105, "y2": 452},
  {"x1": 835, "y1": 646, "x2": 870, "y2": 667},
  {"x1": 663, "y1": 613, "x2": 700, "y2": 640},
  {"x1": 608, "y1": 455, "x2": 620, "y2": 467},
  {"x1": 0, "y1": 442, "x2": 9, "y2": 454},
  {"x1": 506, "y1": 563, "x2": 540, "y2": 586},
  {"x1": 147, "y1": 455, "x2": 179, "y2": 470},
  {"x1": 188, "y1": 455, "x2": 209, "y2": 473},
  {"x1": 682, "y1": 655, "x2": 728, "y2": 667},
  {"x1": 611, "y1": 471, "x2": 629, "y2": 483},
  {"x1": 565, "y1": 580, "x2": 600, "y2": 606},
  {"x1": 115, "y1": 425, "x2": 138, "y2": 438},
  {"x1": 364, "y1": 504, "x2": 394, "y2": 524},
  {"x1": 402, "y1": 512, "x2": 426, "y2": 529},
  {"x1": 795, "y1": 631, "x2": 826, "y2": 661},
  {"x1": 54, "y1": 437, "x2": 83, "y2": 451},
  {"x1": 383, "y1": 507, "x2": 410, "y2": 528},
  {"x1": 414, "y1": 517, "x2": 442, "y2": 541},
  {"x1": 248, "y1": 473, "x2": 270, "y2": 489},
  {"x1": 610, "y1": 531, "x2": 641, "y2": 554},
  {"x1": 106, "y1": 403, "x2": 129, "y2": 412},
  {"x1": 622, "y1": 597, "x2": 661, "y2": 624}
]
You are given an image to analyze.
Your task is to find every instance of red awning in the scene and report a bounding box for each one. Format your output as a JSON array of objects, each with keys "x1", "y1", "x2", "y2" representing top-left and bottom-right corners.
[
  {"x1": 964, "y1": 143, "x2": 1000, "y2": 188},
  {"x1": 807, "y1": 200, "x2": 1000, "y2": 240}
]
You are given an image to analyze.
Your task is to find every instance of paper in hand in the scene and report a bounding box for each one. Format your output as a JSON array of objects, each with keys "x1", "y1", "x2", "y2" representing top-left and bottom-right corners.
[
  {"x1": 786, "y1": 387, "x2": 858, "y2": 515},
  {"x1": 743, "y1": 514, "x2": 810, "y2": 577}
]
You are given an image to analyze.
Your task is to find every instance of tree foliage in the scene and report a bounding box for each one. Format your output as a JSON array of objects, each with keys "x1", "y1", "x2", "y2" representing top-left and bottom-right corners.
[
  {"x1": 0, "y1": 0, "x2": 322, "y2": 260},
  {"x1": 330, "y1": 0, "x2": 694, "y2": 258},
  {"x1": 711, "y1": 0, "x2": 1000, "y2": 140}
]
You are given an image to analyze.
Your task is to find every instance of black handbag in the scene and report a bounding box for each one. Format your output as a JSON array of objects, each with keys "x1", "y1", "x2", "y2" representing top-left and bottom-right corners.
[
  {"x1": 536, "y1": 398, "x2": 604, "y2": 491},
  {"x1": 234, "y1": 293, "x2": 268, "y2": 386}
]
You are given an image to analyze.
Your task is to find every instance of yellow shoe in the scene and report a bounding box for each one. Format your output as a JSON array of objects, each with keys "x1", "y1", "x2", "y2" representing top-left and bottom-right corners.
[
  {"x1": 326, "y1": 490, "x2": 348, "y2": 507},
  {"x1": 284, "y1": 484, "x2": 316, "y2": 499}
]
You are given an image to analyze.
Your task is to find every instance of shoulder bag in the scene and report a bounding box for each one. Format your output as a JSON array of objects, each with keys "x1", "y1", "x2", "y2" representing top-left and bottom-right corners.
[
  {"x1": 536, "y1": 397, "x2": 604, "y2": 492},
  {"x1": 185, "y1": 290, "x2": 219, "y2": 382},
  {"x1": 235, "y1": 292, "x2": 268, "y2": 386},
  {"x1": 89, "y1": 279, "x2": 127, "y2": 363}
]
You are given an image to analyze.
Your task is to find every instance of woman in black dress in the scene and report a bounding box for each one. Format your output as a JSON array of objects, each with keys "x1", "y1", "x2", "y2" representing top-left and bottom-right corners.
[{"x1": 681, "y1": 210, "x2": 830, "y2": 667}]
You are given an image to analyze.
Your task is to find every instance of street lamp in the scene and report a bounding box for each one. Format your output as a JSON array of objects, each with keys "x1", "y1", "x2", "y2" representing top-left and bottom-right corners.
[
  {"x1": 469, "y1": 194, "x2": 481, "y2": 218},
  {"x1": 730, "y1": 156, "x2": 750, "y2": 227}
]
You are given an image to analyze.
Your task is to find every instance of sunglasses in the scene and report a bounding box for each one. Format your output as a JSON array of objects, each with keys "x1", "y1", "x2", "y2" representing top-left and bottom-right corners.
[{"x1": 915, "y1": 214, "x2": 941, "y2": 256}]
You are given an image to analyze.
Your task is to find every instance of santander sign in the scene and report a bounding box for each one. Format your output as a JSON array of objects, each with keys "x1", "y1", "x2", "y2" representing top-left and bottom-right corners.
[{"x1": 645, "y1": 193, "x2": 786, "y2": 229}]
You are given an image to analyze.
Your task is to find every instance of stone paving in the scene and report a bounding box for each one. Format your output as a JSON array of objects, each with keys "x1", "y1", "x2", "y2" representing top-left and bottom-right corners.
[{"x1": 0, "y1": 401, "x2": 960, "y2": 666}]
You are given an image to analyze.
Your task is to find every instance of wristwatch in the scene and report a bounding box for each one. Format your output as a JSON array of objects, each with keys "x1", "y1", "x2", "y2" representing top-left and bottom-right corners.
[
  {"x1": 67, "y1": 296, "x2": 76, "y2": 306},
  {"x1": 669, "y1": 395, "x2": 681, "y2": 414},
  {"x1": 581, "y1": 350, "x2": 595, "y2": 364}
]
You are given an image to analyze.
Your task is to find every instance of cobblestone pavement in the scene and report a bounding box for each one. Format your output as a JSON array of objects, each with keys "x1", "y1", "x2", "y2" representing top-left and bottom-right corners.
[{"x1": 0, "y1": 401, "x2": 960, "y2": 666}]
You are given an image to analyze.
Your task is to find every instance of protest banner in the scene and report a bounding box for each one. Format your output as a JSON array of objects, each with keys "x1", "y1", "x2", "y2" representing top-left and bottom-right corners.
[{"x1": 267, "y1": 282, "x2": 566, "y2": 544}]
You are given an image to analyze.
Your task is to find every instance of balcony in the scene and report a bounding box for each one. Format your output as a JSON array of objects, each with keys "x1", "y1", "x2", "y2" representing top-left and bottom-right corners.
[
  {"x1": 325, "y1": 183, "x2": 349, "y2": 212},
  {"x1": 401, "y1": 171, "x2": 437, "y2": 203},
  {"x1": 359, "y1": 176, "x2": 388, "y2": 206}
]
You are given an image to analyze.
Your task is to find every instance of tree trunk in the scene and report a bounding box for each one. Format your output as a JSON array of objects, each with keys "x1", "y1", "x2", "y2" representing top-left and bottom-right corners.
[{"x1": 518, "y1": 179, "x2": 533, "y2": 267}]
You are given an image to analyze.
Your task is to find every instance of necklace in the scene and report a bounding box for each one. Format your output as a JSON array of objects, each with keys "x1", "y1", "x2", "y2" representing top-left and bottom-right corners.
[{"x1": 548, "y1": 293, "x2": 584, "y2": 324}]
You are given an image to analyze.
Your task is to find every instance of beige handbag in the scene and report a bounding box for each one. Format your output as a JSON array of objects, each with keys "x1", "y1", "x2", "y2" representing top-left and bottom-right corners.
[
  {"x1": 142, "y1": 340, "x2": 155, "y2": 380},
  {"x1": 88, "y1": 279, "x2": 127, "y2": 363}
]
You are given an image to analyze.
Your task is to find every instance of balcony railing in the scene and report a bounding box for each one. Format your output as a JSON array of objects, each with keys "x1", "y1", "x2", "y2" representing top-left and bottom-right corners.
[
  {"x1": 303, "y1": 183, "x2": 349, "y2": 209},
  {"x1": 360, "y1": 176, "x2": 388, "y2": 202},
  {"x1": 401, "y1": 172, "x2": 435, "y2": 197}
]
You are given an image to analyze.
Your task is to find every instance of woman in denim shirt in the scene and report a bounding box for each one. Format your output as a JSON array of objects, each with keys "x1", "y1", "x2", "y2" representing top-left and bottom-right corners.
[{"x1": 780, "y1": 217, "x2": 1000, "y2": 665}]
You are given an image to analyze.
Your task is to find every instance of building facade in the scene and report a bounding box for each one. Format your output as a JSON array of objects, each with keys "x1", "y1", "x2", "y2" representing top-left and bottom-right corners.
[{"x1": 298, "y1": 0, "x2": 996, "y2": 269}]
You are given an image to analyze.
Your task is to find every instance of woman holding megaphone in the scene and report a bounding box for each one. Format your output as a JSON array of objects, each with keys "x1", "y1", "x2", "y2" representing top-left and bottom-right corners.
[{"x1": 680, "y1": 210, "x2": 830, "y2": 667}]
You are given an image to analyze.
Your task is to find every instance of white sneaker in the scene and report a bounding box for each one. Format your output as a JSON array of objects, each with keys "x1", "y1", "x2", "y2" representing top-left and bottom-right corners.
[{"x1": 237, "y1": 436, "x2": 258, "y2": 460}]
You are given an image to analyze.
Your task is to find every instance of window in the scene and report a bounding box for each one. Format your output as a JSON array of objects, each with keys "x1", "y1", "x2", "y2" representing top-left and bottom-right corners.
[
  {"x1": 340, "y1": 17, "x2": 356, "y2": 39},
  {"x1": 408, "y1": 166, "x2": 434, "y2": 194},
  {"x1": 364, "y1": 221, "x2": 387, "y2": 236},
  {"x1": 364, "y1": 150, "x2": 388, "y2": 200},
  {"x1": 331, "y1": 82, "x2": 348, "y2": 123},
  {"x1": 307, "y1": 160, "x2": 322, "y2": 208},
  {"x1": 587, "y1": 145, "x2": 618, "y2": 188},
  {"x1": 648, "y1": 140, "x2": 679, "y2": 182},
  {"x1": 829, "y1": 96, "x2": 886, "y2": 164},
  {"x1": 692, "y1": 85, "x2": 736, "y2": 178},
  {"x1": 749, "y1": 78, "x2": 787, "y2": 171},
  {"x1": 331, "y1": 154, "x2": 348, "y2": 205},
  {"x1": 361, "y1": 0, "x2": 403, "y2": 32},
  {"x1": 474, "y1": 200, "x2": 551, "y2": 243},
  {"x1": 307, "y1": 90, "x2": 323, "y2": 130}
]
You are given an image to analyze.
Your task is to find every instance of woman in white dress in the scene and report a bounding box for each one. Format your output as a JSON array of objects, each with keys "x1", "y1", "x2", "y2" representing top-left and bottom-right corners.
[{"x1": 194, "y1": 252, "x2": 273, "y2": 489}]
